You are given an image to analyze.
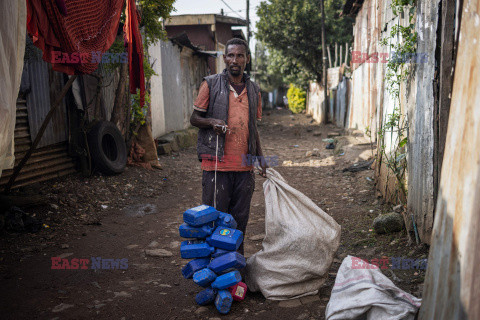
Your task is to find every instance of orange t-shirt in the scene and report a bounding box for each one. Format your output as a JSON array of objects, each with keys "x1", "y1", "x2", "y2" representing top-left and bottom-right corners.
[{"x1": 194, "y1": 80, "x2": 262, "y2": 171}]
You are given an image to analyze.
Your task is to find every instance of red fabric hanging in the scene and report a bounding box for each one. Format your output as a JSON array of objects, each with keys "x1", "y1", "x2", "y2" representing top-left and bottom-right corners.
[
  {"x1": 26, "y1": 0, "x2": 124, "y2": 75},
  {"x1": 124, "y1": 0, "x2": 145, "y2": 107},
  {"x1": 27, "y1": 0, "x2": 145, "y2": 107}
]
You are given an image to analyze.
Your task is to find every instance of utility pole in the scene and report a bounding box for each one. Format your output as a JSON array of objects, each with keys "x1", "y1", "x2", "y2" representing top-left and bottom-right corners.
[
  {"x1": 246, "y1": 0, "x2": 250, "y2": 75},
  {"x1": 246, "y1": 0, "x2": 250, "y2": 46},
  {"x1": 320, "y1": 0, "x2": 328, "y2": 124}
]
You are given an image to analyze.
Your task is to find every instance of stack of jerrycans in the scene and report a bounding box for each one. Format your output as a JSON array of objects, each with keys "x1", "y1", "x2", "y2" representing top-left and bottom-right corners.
[{"x1": 179, "y1": 205, "x2": 248, "y2": 314}]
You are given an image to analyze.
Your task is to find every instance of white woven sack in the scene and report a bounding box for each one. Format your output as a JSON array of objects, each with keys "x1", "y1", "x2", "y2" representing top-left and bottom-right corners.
[{"x1": 246, "y1": 168, "x2": 341, "y2": 300}]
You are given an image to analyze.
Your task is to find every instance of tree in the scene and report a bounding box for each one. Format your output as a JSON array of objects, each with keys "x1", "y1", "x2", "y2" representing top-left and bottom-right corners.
[
  {"x1": 137, "y1": 0, "x2": 176, "y2": 46},
  {"x1": 110, "y1": 0, "x2": 175, "y2": 135},
  {"x1": 256, "y1": 0, "x2": 353, "y2": 87}
]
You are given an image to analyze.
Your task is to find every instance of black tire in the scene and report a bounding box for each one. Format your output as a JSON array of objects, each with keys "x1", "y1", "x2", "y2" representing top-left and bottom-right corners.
[{"x1": 87, "y1": 121, "x2": 127, "y2": 175}]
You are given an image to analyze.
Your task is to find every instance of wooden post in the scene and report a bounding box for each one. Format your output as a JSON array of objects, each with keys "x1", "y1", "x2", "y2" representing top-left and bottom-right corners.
[
  {"x1": 334, "y1": 42, "x2": 338, "y2": 67},
  {"x1": 327, "y1": 45, "x2": 332, "y2": 68},
  {"x1": 345, "y1": 43, "x2": 349, "y2": 65},
  {"x1": 4, "y1": 75, "x2": 78, "y2": 193},
  {"x1": 340, "y1": 44, "x2": 343, "y2": 68},
  {"x1": 320, "y1": 0, "x2": 328, "y2": 124}
]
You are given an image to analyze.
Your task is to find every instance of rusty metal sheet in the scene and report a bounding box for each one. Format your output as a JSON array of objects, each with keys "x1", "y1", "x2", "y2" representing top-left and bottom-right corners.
[
  {"x1": 419, "y1": 0, "x2": 480, "y2": 318},
  {"x1": 0, "y1": 99, "x2": 75, "y2": 190}
]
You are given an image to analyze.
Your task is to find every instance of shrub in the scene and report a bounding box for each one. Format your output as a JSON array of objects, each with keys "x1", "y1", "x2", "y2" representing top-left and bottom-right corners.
[{"x1": 286, "y1": 84, "x2": 306, "y2": 113}]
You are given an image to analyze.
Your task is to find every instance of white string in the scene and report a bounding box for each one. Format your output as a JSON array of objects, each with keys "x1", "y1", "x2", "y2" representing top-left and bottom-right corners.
[
  {"x1": 214, "y1": 134, "x2": 218, "y2": 209},
  {"x1": 213, "y1": 125, "x2": 227, "y2": 209}
]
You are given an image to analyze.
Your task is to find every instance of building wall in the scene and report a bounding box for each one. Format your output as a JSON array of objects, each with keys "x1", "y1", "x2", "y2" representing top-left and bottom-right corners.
[
  {"x1": 215, "y1": 22, "x2": 235, "y2": 46},
  {"x1": 419, "y1": 0, "x2": 480, "y2": 317},
  {"x1": 165, "y1": 25, "x2": 217, "y2": 73},
  {"x1": 165, "y1": 25, "x2": 214, "y2": 50},
  {"x1": 149, "y1": 40, "x2": 209, "y2": 139},
  {"x1": 347, "y1": 0, "x2": 441, "y2": 243}
]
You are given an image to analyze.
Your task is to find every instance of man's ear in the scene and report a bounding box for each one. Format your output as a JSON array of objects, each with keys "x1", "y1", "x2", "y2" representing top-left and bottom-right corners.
[{"x1": 246, "y1": 54, "x2": 251, "y2": 64}]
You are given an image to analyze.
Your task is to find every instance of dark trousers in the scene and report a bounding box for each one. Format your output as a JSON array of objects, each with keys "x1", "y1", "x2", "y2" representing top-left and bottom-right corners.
[{"x1": 202, "y1": 170, "x2": 255, "y2": 255}]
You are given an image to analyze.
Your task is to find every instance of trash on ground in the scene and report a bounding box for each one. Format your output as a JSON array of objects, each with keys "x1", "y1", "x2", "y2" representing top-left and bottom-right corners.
[
  {"x1": 4, "y1": 206, "x2": 42, "y2": 233},
  {"x1": 325, "y1": 255, "x2": 421, "y2": 320},
  {"x1": 342, "y1": 159, "x2": 374, "y2": 173},
  {"x1": 179, "y1": 205, "x2": 247, "y2": 315},
  {"x1": 246, "y1": 168, "x2": 341, "y2": 300}
]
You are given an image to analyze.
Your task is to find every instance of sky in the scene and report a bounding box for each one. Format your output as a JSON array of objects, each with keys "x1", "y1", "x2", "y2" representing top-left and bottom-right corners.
[{"x1": 171, "y1": 0, "x2": 264, "y2": 50}]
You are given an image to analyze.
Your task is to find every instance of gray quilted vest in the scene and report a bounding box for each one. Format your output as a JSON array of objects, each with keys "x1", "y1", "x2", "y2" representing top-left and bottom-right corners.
[{"x1": 196, "y1": 69, "x2": 260, "y2": 162}]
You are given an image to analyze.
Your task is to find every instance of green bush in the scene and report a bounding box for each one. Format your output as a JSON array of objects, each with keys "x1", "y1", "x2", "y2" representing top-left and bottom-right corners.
[{"x1": 286, "y1": 84, "x2": 306, "y2": 113}]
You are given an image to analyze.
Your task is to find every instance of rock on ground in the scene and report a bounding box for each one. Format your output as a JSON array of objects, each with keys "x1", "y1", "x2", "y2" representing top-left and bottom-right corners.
[{"x1": 373, "y1": 212, "x2": 405, "y2": 234}]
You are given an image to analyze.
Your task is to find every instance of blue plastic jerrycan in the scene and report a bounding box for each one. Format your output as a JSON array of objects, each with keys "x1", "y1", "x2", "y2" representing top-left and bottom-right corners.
[
  {"x1": 179, "y1": 223, "x2": 214, "y2": 239},
  {"x1": 212, "y1": 248, "x2": 230, "y2": 258},
  {"x1": 193, "y1": 268, "x2": 217, "y2": 287},
  {"x1": 215, "y1": 211, "x2": 237, "y2": 229},
  {"x1": 215, "y1": 289, "x2": 233, "y2": 314},
  {"x1": 207, "y1": 227, "x2": 243, "y2": 251},
  {"x1": 183, "y1": 205, "x2": 219, "y2": 227},
  {"x1": 208, "y1": 252, "x2": 246, "y2": 274},
  {"x1": 211, "y1": 270, "x2": 241, "y2": 290},
  {"x1": 195, "y1": 287, "x2": 217, "y2": 306},
  {"x1": 181, "y1": 258, "x2": 210, "y2": 279},
  {"x1": 180, "y1": 240, "x2": 215, "y2": 259}
]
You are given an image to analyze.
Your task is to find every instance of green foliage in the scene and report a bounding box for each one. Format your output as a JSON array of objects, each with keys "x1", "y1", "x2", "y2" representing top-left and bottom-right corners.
[
  {"x1": 286, "y1": 84, "x2": 306, "y2": 113},
  {"x1": 254, "y1": 42, "x2": 284, "y2": 91},
  {"x1": 138, "y1": 0, "x2": 176, "y2": 47},
  {"x1": 377, "y1": 0, "x2": 417, "y2": 202},
  {"x1": 256, "y1": 0, "x2": 353, "y2": 87},
  {"x1": 131, "y1": 89, "x2": 150, "y2": 127}
]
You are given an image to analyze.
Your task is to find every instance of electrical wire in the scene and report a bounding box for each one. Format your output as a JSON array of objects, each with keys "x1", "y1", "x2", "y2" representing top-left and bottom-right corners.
[{"x1": 219, "y1": 0, "x2": 244, "y2": 19}]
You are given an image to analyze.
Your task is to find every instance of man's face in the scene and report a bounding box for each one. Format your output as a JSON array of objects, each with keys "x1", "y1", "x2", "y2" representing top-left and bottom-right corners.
[{"x1": 223, "y1": 44, "x2": 250, "y2": 77}]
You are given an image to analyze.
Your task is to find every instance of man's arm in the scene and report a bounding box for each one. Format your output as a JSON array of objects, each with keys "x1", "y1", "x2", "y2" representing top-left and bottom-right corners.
[
  {"x1": 190, "y1": 110, "x2": 227, "y2": 135},
  {"x1": 255, "y1": 126, "x2": 267, "y2": 178}
]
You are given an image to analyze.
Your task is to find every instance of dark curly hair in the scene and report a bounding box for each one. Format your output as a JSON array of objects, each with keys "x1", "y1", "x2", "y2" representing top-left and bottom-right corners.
[{"x1": 225, "y1": 38, "x2": 250, "y2": 55}]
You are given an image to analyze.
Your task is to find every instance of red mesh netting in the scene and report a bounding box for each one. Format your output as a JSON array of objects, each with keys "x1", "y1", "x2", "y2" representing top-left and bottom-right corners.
[
  {"x1": 27, "y1": 0, "x2": 145, "y2": 106},
  {"x1": 26, "y1": 0, "x2": 124, "y2": 75}
]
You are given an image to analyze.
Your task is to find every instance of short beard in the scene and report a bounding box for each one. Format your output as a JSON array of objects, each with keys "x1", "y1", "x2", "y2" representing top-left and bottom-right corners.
[{"x1": 228, "y1": 67, "x2": 242, "y2": 76}]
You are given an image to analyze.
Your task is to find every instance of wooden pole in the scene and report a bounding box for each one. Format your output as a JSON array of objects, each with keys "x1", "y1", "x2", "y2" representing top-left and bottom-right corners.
[
  {"x1": 320, "y1": 0, "x2": 328, "y2": 124},
  {"x1": 4, "y1": 75, "x2": 78, "y2": 193},
  {"x1": 327, "y1": 45, "x2": 332, "y2": 68},
  {"x1": 344, "y1": 42, "x2": 349, "y2": 65},
  {"x1": 334, "y1": 42, "x2": 338, "y2": 67},
  {"x1": 340, "y1": 44, "x2": 343, "y2": 68}
]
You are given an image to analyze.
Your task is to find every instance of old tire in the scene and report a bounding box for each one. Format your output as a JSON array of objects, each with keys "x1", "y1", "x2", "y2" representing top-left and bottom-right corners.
[{"x1": 87, "y1": 121, "x2": 127, "y2": 175}]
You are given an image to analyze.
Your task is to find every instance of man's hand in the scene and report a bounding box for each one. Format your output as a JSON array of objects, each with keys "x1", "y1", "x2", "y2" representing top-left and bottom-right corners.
[
  {"x1": 257, "y1": 156, "x2": 268, "y2": 178},
  {"x1": 210, "y1": 119, "x2": 227, "y2": 135}
]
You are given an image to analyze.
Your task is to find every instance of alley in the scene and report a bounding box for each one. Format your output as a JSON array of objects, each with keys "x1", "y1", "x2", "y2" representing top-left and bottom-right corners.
[{"x1": 0, "y1": 109, "x2": 426, "y2": 319}]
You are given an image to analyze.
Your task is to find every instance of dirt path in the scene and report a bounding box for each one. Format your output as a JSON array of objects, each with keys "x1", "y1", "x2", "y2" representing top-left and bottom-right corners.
[{"x1": 0, "y1": 108, "x2": 427, "y2": 319}]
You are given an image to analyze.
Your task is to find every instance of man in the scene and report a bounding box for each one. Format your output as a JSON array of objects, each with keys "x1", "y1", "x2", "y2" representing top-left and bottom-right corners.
[{"x1": 190, "y1": 38, "x2": 266, "y2": 255}]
